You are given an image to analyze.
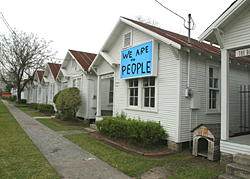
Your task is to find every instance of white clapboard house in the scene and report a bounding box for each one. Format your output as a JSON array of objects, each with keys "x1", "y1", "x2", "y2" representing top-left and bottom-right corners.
[
  {"x1": 56, "y1": 49, "x2": 98, "y2": 120},
  {"x1": 41, "y1": 63, "x2": 61, "y2": 104},
  {"x1": 199, "y1": 0, "x2": 250, "y2": 160},
  {"x1": 88, "y1": 16, "x2": 250, "y2": 151},
  {"x1": 33, "y1": 70, "x2": 45, "y2": 104}
]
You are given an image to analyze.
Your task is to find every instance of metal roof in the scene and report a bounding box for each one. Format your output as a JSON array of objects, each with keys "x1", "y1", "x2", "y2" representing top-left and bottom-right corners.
[
  {"x1": 37, "y1": 70, "x2": 44, "y2": 83},
  {"x1": 48, "y1": 63, "x2": 61, "y2": 79},
  {"x1": 69, "y1": 50, "x2": 96, "y2": 71},
  {"x1": 121, "y1": 17, "x2": 249, "y2": 63}
]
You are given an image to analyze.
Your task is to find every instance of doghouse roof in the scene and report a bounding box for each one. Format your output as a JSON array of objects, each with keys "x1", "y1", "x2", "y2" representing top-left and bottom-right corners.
[{"x1": 191, "y1": 123, "x2": 234, "y2": 138}]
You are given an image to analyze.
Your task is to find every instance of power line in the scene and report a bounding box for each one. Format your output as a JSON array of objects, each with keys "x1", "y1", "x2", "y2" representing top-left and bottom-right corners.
[
  {"x1": 155, "y1": 0, "x2": 196, "y2": 45},
  {"x1": 0, "y1": 12, "x2": 16, "y2": 36},
  {"x1": 154, "y1": 0, "x2": 196, "y2": 30}
]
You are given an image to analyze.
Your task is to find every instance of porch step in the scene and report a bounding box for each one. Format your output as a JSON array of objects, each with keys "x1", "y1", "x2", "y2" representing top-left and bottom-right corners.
[
  {"x1": 219, "y1": 154, "x2": 250, "y2": 179},
  {"x1": 89, "y1": 124, "x2": 98, "y2": 130},
  {"x1": 226, "y1": 163, "x2": 250, "y2": 178},
  {"x1": 219, "y1": 173, "x2": 243, "y2": 179},
  {"x1": 234, "y1": 154, "x2": 250, "y2": 167}
]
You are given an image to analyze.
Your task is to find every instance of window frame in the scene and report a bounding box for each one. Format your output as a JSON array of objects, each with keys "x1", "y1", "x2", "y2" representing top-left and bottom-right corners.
[
  {"x1": 77, "y1": 78, "x2": 81, "y2": 89},
  {"x1": 72, "y1": 79, "x2": 76, "y2": 87},
  {"x1": 128, "y1": 78, "x2": 139, "y2": 107},
  {"x1": 126, "y1": 77, "x2": 157, "y2": 112},
  {"x1": 206, "y1": 64, "x2": 220, "y2": 113},
  {"x1": 38, "y1": 87, "x2": 41, "y2": 100},
  {"x1": 142, "y1": 77, "x2": 156, "y2": 109},
  {"x1": 108, "y1": 78, "x2": 114, "y2": 104}
]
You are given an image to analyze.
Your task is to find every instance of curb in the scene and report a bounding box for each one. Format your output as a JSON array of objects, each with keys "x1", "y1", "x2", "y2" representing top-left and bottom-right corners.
[{"x1": 87, "y1": 131, "x2": 173, "y2": 156}]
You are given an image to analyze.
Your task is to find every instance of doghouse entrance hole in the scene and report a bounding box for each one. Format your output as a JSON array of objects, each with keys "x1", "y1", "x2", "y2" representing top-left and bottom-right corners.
[{"x1": 198, "y1": 138, "x2": 208, "y2": 157}]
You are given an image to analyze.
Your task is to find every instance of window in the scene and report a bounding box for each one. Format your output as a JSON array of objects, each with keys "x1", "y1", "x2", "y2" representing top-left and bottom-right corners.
[
  {"x1": 208, "y1": 67, "x2": 219, "y2": 111},
  {"x1": 50, "y1": 84, "x2": 55, "y2": 100},
  {"x1": 58, "y1": 84, "x2": 61, "y2": 92},
  {"x1": 63, "y1": 83, "x2": 68, "y2": 90},
  {"x1": 127, "y1": 77, "x2": 156, "y2": 109},
  {"x1": 77, "y1": 78, "x2": 81, "y2": 89},
  {"x1": 128, "y1": 78, "x2": 138, "y2": 106},
  {"x1": 123, "y1": 31, "x2": 132, "y2": 48},
  {"x1": 109, "y1": 78, "x2": 114, "y2": 104},
  {"x1": 73, "y1": 79, "x2": 76, "y2": 87},
  {"x1": 38, "y1": 87, "x2": 41, "y2": 99},
  {"x1": 143, "y1": 77, "x2": 155, "y2": 108}
]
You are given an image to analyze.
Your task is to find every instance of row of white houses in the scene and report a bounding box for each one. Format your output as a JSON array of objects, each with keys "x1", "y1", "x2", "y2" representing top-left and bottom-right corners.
[{"x1": 12, "y1": 0, "x2": 250, "y2": 163}]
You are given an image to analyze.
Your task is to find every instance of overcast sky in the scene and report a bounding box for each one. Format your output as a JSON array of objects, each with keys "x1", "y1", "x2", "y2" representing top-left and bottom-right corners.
[{"x1": 0, "y1": 0, "x2": 234, "y2": 62}]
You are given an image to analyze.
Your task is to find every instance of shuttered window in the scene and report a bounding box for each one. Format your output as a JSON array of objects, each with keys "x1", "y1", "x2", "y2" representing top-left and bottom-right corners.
[{"x1": 123, "y1": 31, "x2": 132, "y2": 48}]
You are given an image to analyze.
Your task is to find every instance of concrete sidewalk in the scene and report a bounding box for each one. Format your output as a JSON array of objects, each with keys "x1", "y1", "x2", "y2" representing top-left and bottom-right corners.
[{"x1": 3, "y1": 100, "x2": 131, "y2": 179}]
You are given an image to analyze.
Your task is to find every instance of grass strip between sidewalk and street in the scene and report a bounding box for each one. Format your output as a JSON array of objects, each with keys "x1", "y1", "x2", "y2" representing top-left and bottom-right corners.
[
  {"x1": 65, "y1": 134, "x2": 226, "y2": 178},
  {"x1": 36, "y1": 118, "x2": 85, "y2": 131},
  {"x1": 0, "y1": 100, "x2": 60, "y2": 179}
]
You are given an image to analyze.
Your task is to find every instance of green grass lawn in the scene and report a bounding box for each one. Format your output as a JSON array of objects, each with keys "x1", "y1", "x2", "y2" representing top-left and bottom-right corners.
[
  {"x1": 0, "y1": 100, "x2": 60, "y2": 179},
  {"x1": 17, "y1": 107, "x2": 35, "y2": 112},
  {"x1": 25, "y1": 111, "x2": 50, "y2": 117},
  {"x1": 36, "y1": 118, "x2": 85, "y2": 131},
  {"x1": 65, "y1": 134, "x2": 226, "y2": 178}
]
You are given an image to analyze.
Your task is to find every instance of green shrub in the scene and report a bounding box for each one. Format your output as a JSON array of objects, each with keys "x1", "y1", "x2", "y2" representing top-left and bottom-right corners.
[
  {"x1": 55, "y1": 87, "x2": 82, "y2": 120},
  {"x1": 55, "y1": 112, "x2": 62, "y2": 119},
  {"x1": 29, "y1": 103, "x2": 38, "y2": 110},
  {"x1": 96, "y1": 112, "x2": 168, "y2": 146},
  {"x1": 38, "y1": 103, "x2": 55, "y2": 114},
  {"x1": 53, "y1": 90, "x2": 65, "y2": 104},
  {"x1": 61, "y1": 112, "x2": 75, "y2": 121},
  {"x1": 15, "y1": 104, "x2": 29, "y2": 108},
  {"x1": 2, "y1": 96, "x2": 9, "y2": 100}
]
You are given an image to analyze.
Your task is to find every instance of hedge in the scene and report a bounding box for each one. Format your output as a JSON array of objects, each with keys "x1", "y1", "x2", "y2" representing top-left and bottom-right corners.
[
  {"x1": 29, "y1": 103, "x2": 38, "y2": 110},
  {"x1": 96, "y1": 113, "x2": 168, "y2": 146},
  {"x1": 53, "y1": 90, "x2": 65, "y2": 104},
  {"x1": 37, "y1": 103, "x2": 55, "y2": 114}
]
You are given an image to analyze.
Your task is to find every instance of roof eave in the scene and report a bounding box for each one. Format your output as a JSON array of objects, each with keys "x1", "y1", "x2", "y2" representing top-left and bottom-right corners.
[
  {"x1": 120, "y1": 17, "x2": 181, "y2": 50},
  {"x1": 199, "y1": 0, "x2": 246, "y2": 43}
]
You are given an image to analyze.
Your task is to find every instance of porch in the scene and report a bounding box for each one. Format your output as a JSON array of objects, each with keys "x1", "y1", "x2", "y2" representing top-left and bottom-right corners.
[{"x1": 221, "y1": 134, "x2": 250, "y2": 155}]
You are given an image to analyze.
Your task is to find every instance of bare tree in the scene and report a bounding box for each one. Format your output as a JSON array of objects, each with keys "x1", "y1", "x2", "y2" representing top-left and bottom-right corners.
[
  {"x1": 0, "y1": 30, "x2": 56, "y2": 103},
  {"x1": 135, "y1": 15, "x2": 160, "y2": 27}
]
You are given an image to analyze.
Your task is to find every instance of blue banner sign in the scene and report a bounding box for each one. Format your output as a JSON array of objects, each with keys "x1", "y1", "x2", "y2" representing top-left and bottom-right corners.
[{"x1": 120, "y1": 41, "x2": 153, "y2": 79}]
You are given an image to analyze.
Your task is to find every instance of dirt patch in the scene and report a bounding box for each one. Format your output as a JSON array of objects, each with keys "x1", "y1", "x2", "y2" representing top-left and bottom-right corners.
[{"x1": 88, "y1": 131, "x2": 173, "y2": 157}]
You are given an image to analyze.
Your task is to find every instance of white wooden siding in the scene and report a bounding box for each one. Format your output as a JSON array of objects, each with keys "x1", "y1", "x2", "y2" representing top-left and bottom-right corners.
[
  {"x1": 97, "y1": 59, "x2": 114, "y2": 75},
  {"x1": 180, "y1": 50, "x2": 250, "y2": 142},
  {"x1": 180, "y1": 51, "x2": 221, "y2": 142},
  {"x1": 224, "y1": 9, "x2": 250, "y2": 49},
  {"x1": 108, "y1": 25, "x2": 179, "y2": 142},
  {"x1": 87, "y1": 73, "x2": 97, "y2": 119}
]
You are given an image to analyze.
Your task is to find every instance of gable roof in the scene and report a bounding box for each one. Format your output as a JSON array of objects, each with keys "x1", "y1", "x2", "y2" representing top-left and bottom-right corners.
[
  {"x1": 89, "y1": 16, "x2": 248, "y2": 72},
  {"x1": 37, "y1": 70, "x2": 44, "y2": 82},
  {"x1": 121, "y1": 17, "x2": 248, "y2": 63},
  {"x1": 199, "y1": 0, "x2": 250, "y2": 45},
  {"x1": 48, "y1": 63, "x2": 61, "y2": 79},
  {"x1": 68, "y1": 50, "x2": 96, "y2": 71}
]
